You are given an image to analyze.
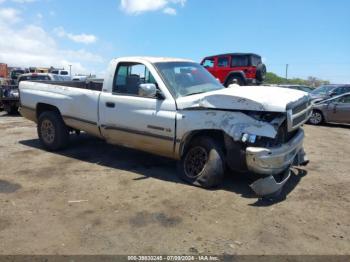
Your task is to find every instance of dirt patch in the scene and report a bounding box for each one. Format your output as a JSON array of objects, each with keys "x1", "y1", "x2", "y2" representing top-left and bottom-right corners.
[
  {"x1": 11, "y1": 149, "x2": 41, "y2": 157},
  {"x1": 0, "y1": 180, "x2": 21, "y2": 193},
  {"x1": 0, "y1": 112, "x2": 349, "y2": 255},
  {"x1": 0, "y1": 218, "x2": 11, "y2": 231},
  {"x1": 129, "y1": 211, "x2": 182, "y2": 228}
]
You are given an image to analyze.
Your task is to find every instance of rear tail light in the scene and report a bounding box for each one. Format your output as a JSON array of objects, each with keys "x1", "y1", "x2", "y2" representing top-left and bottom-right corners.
[
  {"x1": 248, "y1": 68, "x2": 256, "y2": 74},
  {"x1": 244, "y1": 68, "x2": 256, "y2": 75}
]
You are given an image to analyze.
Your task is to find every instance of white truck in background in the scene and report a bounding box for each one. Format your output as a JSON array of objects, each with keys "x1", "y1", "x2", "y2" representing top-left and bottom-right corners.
[{"x1": 19, "y1": 57, "x2": 311, "y2": 196}]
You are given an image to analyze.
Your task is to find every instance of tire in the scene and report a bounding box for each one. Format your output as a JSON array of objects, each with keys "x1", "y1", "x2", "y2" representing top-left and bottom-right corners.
[
  {"x1": 226, "y1": 76, "x2": 245, "y2": 87},
  {"x1": 37, "y1": 111, "x2": 69, "y2": 151},
  {"x1": 256, "y1": 63, "x2": 266, "y2": 82},
  {"x1": 309, "y1": 110, "x2": 323, "y2": 125},
  {"x1": 4, "y1": 104, "x2": 18, "y2": 115},
  {"x1": 178, "y1": 136, "x2": 225, "y2": 188}
]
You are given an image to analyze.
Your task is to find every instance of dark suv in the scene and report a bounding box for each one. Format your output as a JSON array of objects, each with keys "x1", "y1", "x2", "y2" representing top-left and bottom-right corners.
[{"x1": 201, "y1": 53, "x2": 266, "y2": 86}]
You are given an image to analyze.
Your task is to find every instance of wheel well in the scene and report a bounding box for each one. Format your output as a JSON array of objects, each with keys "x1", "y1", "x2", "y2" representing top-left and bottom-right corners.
[
  {"x1": 224, "y1": 72, "x2": 246, "y2": 86},
  {"x1": 36, "y1": 103, "x2": 61, "y2": 119},
  {"x1": 312, "y1": 109, "x2": 324, "y2": 121},
  {"x1": 180, "y1": 130, "x2": 226, "y2": 157}
]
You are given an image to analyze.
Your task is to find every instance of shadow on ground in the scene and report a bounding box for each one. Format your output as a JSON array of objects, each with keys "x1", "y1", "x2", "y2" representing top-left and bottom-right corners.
[
  {"x1": 0, "y1": 179, "x2": 22, "y2": 193},
  {"x1": 19, "y1": 133, "x2": 307, "y2": 206},
  {"x1": 0, "y1": 111, "x2": 21, "y2": 117}
]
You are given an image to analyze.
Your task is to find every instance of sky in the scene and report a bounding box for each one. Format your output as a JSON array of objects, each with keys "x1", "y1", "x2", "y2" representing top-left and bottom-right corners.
[{"x1": 0, "y1": 0, "x2": 349, "y2": 83}]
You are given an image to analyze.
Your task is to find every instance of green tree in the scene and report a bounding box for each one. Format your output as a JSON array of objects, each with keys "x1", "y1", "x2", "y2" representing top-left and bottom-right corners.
[{"x1": 264, "y1": 72, "x2": 329, "y2": 87}]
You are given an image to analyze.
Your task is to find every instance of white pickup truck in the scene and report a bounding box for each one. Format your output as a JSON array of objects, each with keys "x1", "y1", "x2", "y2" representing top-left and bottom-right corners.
[{"x1": 19, "y1": 57, "x2": 311, "y2": 196}]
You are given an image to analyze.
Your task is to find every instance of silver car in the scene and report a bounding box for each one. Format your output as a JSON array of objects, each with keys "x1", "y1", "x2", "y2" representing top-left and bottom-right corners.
[{"x1": 309, "y1": 92, "x2": 350, "y2": 125}]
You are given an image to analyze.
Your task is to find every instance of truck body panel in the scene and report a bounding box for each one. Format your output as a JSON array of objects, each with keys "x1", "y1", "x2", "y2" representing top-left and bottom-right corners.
[{"x1": 19, "y1": 57, "x2": 311, "y2": 196}]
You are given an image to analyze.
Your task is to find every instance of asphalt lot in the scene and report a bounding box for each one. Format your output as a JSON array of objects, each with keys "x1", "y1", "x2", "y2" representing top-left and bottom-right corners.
[{"x1": 0, "y1": 111, "x2": 349, "y2": 255}]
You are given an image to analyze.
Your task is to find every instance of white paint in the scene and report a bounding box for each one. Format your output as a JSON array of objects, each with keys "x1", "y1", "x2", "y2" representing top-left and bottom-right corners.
[
  {"x1": 176, "y1": 85, "x2": 310, "y2": 112},
  {"x1": 20, "y1": 56, "x2": 308, "y2": 159}
]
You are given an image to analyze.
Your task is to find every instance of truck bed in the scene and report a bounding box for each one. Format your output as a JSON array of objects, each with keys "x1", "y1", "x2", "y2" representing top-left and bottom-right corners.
[
  {"x1": 40, "y1": 79, "x2": 104, "y2": 91},
  {"x1": 19, "y1": 80, "x2": 104, "y2": 137}
]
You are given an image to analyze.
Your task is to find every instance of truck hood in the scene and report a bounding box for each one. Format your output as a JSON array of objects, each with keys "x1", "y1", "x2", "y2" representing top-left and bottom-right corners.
[{"x1": 176, "y1": 85, "x2": 310, "y2": 112}]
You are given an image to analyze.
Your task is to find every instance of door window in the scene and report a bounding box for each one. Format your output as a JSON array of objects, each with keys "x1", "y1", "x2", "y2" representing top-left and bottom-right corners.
[
  {"x1": 251, "y1": 55, "x2": 262, "y2": 66},
  {"x1": 202, "y1": 58, "x2": 215, "y2": 68},
  {"x1": 231, "y1": 56, "x2": 249, "y2": 67},
  {"x1": 113, "y1": 63, "x2": 157, "y2": 95},
  {"x1": 217, "y1": 57, "x2": 229, "y2": 68},
  {"x1": 339, "y1": 95, "x2": 350, "y2": 104}
]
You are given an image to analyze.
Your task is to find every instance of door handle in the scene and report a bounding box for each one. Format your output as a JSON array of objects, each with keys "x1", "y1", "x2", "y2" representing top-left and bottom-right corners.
[
  {"x1": 106, "y1": 102, "x2": 115, "y2": 108},
  {"x1": 333, "y1": 104, "x2": 338, "y2": 113}
]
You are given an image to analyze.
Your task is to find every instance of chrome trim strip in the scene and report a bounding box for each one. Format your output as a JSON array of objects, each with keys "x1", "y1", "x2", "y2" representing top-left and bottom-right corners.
[
  {"x1": 63, "y1": 115, "x2": 97, "y2": 126},
  {"x1": 101, "y1": 125, "x2": 174, "y2": 142}
]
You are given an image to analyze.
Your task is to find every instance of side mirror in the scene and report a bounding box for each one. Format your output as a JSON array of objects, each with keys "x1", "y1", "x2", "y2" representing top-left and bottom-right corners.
[{"x1": 138, "y1": 83, "x2": 157, "y2": 98}]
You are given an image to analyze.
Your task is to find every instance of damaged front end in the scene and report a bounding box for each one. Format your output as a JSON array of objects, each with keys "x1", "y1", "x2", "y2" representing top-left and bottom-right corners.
[
  {"x1": 246, "y1": 128, "x2": 309, "y2": 196},
  {"x1": 176, "y1": 86, "x2": 312, "y2": 196},
  {"x1": 225, "y1": 108, "x2": 311, "y2": 197}
]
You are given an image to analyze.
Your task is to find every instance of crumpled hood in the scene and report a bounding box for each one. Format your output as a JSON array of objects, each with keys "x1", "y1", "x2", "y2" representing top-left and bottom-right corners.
[{"x1": 176, "y1": 85, "x2": 310, "y2": 112}]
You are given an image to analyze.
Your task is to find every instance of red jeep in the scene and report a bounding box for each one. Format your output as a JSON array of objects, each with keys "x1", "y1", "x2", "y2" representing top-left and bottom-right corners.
[{"x1": 201, "y1": 53, "x2": 266, "y2": 86}]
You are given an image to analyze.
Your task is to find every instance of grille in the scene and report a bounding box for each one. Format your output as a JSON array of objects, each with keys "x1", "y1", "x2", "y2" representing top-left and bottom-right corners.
[
  {"x1": 293, "y1": 112, "x2": 309, "y2": 126},
  {"x1": 287, "y1": 97, "x2": 312, "y2": 131},
  {"x1": 292, "y1": 100, "x2": 311, "y2": 115}
]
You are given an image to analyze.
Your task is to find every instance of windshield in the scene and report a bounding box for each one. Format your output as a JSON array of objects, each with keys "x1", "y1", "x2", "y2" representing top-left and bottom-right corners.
[
  {"x1": 299, "y1": 86, "x2": 313, "y2": 92},
  {"x1": 311, "y1": 85, "x2": 335, "y2": 95},
  {"x1": 154, "y1": 62, "x2": 224, "y2": 98},
  {"x1": 52, "y1": 75, "x2": 63, "y2": 81}
]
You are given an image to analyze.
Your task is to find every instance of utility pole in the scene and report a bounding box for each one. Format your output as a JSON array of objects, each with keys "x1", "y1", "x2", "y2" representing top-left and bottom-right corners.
[
  {"x1": 285, "y1": 64, "x2": 289, "y2": 80},
  {"x1": 69, "y1": 65, "x2": 72, "y2": 76}
]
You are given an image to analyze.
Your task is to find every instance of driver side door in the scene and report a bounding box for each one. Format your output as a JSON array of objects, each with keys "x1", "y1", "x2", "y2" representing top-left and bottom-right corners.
[
  {"x1": 327, "y1": 95, "x2": 350, "y2": 123},
  {"x1": 99, "y1": 62, "x2": 177, "y2": 158}
]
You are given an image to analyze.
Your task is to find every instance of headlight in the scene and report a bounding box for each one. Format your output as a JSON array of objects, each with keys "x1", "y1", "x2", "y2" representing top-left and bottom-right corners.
[
  {"x1": 241, "y1": 133, "x2": 257, "y2": 144},
  {"x1": 245, "y1": 111, "x2": 283, "y2": 122},
  {"x1": 9, "y1": 89, "x2": 19, "y2": 97}
]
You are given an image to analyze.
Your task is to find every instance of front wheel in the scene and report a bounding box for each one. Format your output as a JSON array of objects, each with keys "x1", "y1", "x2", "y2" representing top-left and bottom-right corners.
[
  {"x1": 309, "y1": 110, "x2": 323, "y2": 125},
  {"x1": 37, "y1": 111, "x2": 69, "y2": 151},
  {"x1": 178, "y1": 137, "x2": 225, "y2": 188}
]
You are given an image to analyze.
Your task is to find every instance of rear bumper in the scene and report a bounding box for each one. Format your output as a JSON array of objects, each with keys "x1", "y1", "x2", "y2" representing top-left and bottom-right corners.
[
  {"x1": 246, "y1": 78, "x2": 258, "y2": 85},
  {"x1": 246, "y1": 129, "x2": 305, "y2": 175}
]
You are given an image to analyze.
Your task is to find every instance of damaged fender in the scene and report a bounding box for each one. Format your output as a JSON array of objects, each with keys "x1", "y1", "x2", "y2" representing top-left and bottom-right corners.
[{"x1": 177, "y1": 110, "x2": 277, "y2": 145}]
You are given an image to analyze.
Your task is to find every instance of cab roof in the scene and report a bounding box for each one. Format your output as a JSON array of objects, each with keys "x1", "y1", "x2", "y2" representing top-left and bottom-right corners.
[
  {"x1": 115, "y1": 56, "x2": 194, "y2": 64},
  {"x1": 204, "y1": 53, "x2": 261, "y2": 58}
]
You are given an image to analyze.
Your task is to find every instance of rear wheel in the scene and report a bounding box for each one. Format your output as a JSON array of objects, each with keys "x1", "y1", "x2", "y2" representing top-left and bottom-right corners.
[
  {"x1": 4, "y1": 105, "x2": 18, "y2": 115},
  {"x1": 37, "y1": 111, "x2": 69, "y2": 151},
  {"x1": 178, "y1": 137, "x2": 224, "y2": 188},
  {"x1": 309, "y1": 110, "x2": 323, "y2": 125},
  {"x1": 226, "y1": 76, "x2": 245, "y2": 87}
]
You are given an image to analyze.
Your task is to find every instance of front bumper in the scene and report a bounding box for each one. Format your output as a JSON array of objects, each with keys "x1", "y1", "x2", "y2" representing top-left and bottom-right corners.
[
  {"x1": 246, "y1": 129, "x2": 305, "y2": 175},
  {"x1": 245, "y1": 129, "x2": 308, "y2": 196},
  {"x1": 250, "y1": 169, "x2": 291, "y2": 196}
]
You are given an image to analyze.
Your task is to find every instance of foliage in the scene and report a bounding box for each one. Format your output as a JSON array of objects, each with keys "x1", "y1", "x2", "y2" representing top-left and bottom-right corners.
[{"x1": 264, "y1": 72, "x2": 330, "y2": 88}]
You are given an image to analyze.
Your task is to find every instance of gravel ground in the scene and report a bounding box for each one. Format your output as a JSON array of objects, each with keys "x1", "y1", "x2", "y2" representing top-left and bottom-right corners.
[{"x1": 0, "y1": 111, "x2": 349, "y2": 255}]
